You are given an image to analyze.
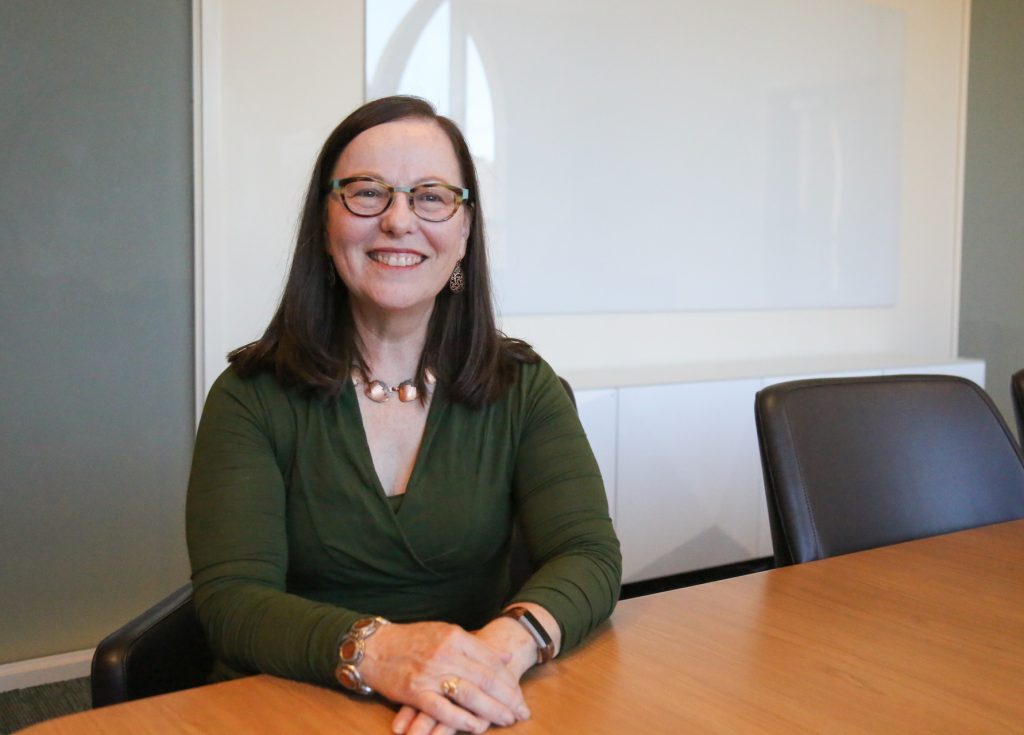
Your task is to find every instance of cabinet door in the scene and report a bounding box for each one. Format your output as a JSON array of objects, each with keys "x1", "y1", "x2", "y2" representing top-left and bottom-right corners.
[
  {"x1": 616, "y1": 379, "x2": 764, "y2": 583},
  {"x1": 574, "y1": 389, "x2": 618, "y2": 526}
]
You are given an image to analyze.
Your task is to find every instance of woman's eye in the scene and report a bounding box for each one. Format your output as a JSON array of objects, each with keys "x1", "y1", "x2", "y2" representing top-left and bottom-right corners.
[
  {"x1": 416, "y1": 187, "x2": 450, "y2": 203},
  {"x1": 354, "y1": 188, "x2": 382, "y2": 199}
]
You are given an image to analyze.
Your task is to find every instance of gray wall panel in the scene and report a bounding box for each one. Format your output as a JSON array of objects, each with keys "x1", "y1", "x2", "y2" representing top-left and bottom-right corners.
[
  {"x1": 0, "y1": 0, "x2": 193, "y2": 663},
  {"x1": 960, "y1": 0, "x2": 1024, "y2": 437}
]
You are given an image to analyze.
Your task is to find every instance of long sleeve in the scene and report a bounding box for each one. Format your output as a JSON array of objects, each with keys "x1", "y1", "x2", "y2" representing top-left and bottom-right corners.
[
  {"x1": 186, "y1": 369, "x2": 358, "y2": 685},
  {"x1": 508, "y1": 362, "x2": 622, "y2": 653}
]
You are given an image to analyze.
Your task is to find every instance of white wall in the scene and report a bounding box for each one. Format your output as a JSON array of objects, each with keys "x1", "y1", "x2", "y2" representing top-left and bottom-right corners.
[
  {"x1": 195, "y1": 0, "x2": 365, "y2": 407},
  {"x1": 198, "y1": 0, "x2": 971, "y2": 400},
  {"x1": 503, "y1": 0, "x2": 970, "y2": 376},
  {"x1": 372, "y1": 1, "x2": 907, "y2": 315}
]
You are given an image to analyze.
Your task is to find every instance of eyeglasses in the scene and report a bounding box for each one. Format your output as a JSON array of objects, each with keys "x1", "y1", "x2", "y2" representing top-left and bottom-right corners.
[{"x1": 329, "y1": 176, "x2": 471, "y2": 222}]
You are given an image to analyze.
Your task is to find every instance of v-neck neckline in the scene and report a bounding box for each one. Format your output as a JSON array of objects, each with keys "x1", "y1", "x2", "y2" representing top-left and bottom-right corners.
[{"x1": 345, "y1": 379, "x2": 447, "y2": 514}]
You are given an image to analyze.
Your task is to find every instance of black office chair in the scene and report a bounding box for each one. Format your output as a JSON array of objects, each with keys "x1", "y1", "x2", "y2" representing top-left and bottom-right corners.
[
  {"x1": 92, "y1": 377, "x2": 579, "y2": 707},
  {"x1": 1012, "y1": 368, "x2": 1024, "y2": 441},
  {"x1": 91, "y1": 583, "x2": 213, "y2": 707},
  {"x1": 557, "y1": 376, "x2": 576, "y2": 409},
  {"x1": 755, "y1": 374, "x2": 1024, "y2": 566}
]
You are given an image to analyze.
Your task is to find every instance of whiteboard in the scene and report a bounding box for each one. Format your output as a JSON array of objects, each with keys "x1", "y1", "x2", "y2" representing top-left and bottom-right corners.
[{"x1": 367, "y1": 0, "x2": 904, "y2": 314}]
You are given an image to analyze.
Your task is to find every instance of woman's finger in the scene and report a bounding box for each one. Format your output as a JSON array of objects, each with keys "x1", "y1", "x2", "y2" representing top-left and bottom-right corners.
[
  {"x1": 405, "y1": 710, "x2": 438, "y2": 735},
  {"x1": 440, "y1": 657, "x2": 526, "y2": 719},
  {"x1": 427, "y1": 722, "x2": 458, "y2": 735},
  {"x1": 410, "y1": 689, "x2": 490, "y2": 735},
  {"x1": 406, "y1": 708, "x2": 470, "y2": 735},
  {"x1": 441, "y1": 677, "x2": 516, "y2": 728},
  {"x1": 392, "y1": 705, "x2": 418, "y2": 734}
]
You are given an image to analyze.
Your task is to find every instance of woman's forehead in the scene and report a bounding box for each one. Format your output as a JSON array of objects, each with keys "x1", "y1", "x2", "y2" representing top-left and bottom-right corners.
[{"x1": 333, "y1": 118, "x2": 461, "y2": 181}]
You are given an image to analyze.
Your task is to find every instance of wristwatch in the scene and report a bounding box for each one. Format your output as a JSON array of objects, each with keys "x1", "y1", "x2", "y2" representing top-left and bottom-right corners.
[
  {"x1": 501, "y1": 606, "x2": 555, "y2": 665},
  {"x1": 335, "y1": 616, "x2": 389, "y2": 695}
]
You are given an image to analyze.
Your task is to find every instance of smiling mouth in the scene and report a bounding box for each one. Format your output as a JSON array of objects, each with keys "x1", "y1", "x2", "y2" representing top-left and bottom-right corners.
[{"x1": 368, "y1": 251, "x2": 425, "y2": 267}]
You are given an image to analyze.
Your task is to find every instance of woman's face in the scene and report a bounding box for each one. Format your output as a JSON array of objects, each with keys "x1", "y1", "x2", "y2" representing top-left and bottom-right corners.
[{"x1": 326, "y1": 118, "x2": 471, "y2": 322}]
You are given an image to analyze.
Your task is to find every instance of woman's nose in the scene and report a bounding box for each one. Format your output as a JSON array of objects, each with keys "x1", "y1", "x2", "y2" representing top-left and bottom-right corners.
[{"x1": 379, "y1": 193, "x2": 418, "y2": 235}]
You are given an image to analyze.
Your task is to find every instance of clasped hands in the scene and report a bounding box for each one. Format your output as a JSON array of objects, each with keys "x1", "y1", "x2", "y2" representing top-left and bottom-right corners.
[{"x1": 358, "y1": 615, "x2": 541, "y2": 735}]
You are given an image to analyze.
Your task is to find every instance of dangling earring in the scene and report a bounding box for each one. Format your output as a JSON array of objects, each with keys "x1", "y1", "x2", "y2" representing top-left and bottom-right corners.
[
  {"x1": 449, "y1": 261, "x2": 465, "y2": 293},
  {"x1": 327, "y1": 258, "x2": 337, "y2": 287}
]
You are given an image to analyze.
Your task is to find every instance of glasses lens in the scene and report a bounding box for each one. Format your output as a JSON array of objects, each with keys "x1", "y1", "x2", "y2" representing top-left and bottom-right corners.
[
  {"x1": 412, "y1": 185, "x2": 460, "y2": 222},
  {"x1": 342, "y1": 180, "x2": 390, "y2": 215}
]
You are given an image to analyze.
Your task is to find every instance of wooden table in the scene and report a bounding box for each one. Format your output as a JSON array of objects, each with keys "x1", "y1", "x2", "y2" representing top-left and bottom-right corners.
[{"x1": 22, "y1": 520, "x2": 1024, "y2": 733}]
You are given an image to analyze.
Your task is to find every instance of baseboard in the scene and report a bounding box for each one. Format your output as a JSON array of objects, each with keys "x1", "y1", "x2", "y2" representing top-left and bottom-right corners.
[
  {"x1": 619, "y1": 556, "x2": 775, "y2": 600},
  {"x1": 0, "y1": 649, "x2": 94, "y2": 693}
]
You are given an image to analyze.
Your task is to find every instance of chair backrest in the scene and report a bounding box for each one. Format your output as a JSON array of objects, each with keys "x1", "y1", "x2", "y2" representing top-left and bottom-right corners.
[
  {"x1": 558, "y1": 376, "x2": 577, "y2": 408},
  {"x1": 755, "y1": 374, "x2": 1024, "y2": 566},
  {"x1": 1012, "y1": 368, "x2": 1024, "y2": 442},
  {"x1": 91, "y1": 584, "x2": 213, "y2": 707}
]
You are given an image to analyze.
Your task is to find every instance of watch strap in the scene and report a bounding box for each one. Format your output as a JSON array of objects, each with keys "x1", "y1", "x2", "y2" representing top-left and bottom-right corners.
[{"x1": 501, "y1": 606, "x2": 555, "y2": 664}]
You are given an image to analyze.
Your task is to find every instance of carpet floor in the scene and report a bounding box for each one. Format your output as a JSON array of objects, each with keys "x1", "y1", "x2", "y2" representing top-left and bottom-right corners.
[{"x1": 0, "y1": 677, "x2": 91, "y2": 734}]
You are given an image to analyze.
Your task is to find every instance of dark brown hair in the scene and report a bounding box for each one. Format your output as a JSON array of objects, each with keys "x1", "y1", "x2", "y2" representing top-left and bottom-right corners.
[{"x1": 229, "y1": 95, "x2": 536, "y2": 406}]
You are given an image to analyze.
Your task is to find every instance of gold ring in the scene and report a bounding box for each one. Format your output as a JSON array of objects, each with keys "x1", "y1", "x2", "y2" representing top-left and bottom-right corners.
[{"x1": 441, "y1": 677, "x2": 460, "y2": 700}]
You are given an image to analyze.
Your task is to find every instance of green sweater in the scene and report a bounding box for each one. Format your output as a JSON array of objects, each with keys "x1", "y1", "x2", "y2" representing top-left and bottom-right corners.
[{"x1": 186, "y1": 359, "x2": 621, "y2": 686}]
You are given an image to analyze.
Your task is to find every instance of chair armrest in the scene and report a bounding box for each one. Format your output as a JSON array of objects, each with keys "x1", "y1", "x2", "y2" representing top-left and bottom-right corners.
[{"x1": 90, "y1": 584, "x2": 213, "y2": 707}]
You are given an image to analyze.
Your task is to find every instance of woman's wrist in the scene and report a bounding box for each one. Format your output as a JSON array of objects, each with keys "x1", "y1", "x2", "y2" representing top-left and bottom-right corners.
[
  {"x1": 475, "y1": 617, "x2": 537, "y2": 678},
  {"x1": 334, "y1": 616, "x2": 390, "y2": 695},
  {"x1": 475, "y1": 603, "x2": 561, "y2": 678},
  {"x1": 500, "y1": 606, "x2": 555, "y2": 665},
  {"x1": 501, "y1": 602, "x2": 561, "y2": 660}
]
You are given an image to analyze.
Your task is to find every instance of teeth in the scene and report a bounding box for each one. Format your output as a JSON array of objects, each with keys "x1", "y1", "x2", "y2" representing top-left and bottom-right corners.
[{"x1": 370, "y1": 252, "x2": 424, "y2": 267}]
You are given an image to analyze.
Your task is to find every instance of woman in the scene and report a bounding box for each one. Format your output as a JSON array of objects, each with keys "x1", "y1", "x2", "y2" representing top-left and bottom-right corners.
[{"x1": 186, "y1": 95, "x2": 621, "y2": 735}]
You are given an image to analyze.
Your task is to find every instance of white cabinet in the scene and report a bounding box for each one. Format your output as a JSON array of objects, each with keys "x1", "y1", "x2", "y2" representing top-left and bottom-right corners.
[
  {"x1": 616, "y1": 379, "x2": 764, "y2": 583},
  {"x1": 568, "y1": 357, "x2": 986, "y2": 584}
]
